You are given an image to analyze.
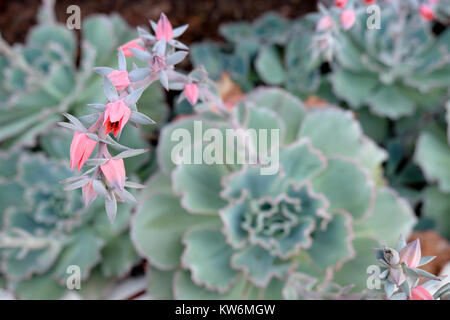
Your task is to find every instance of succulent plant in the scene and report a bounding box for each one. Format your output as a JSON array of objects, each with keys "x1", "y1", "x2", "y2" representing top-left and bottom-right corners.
[
  {"x1": 0, "y1": 1, "x2": 171, "y2": 299},
  {"x1": 328, "y1": 0, "x2": 450, "y2": 119},
  {"x1": 0, "y1": 0, "x2": 167, "y2": 150},
  {"x1": 190, "y1": 12, "x2": 324, "y2": 96},
  {"x1": 131, "y1": 87, "x2": 416, "y2": 299},
  {"x1": 0, "y1": 150, "x2": 140, "y2": 299},
  {"x1": 434, "y1": 0, "x2": 450, "y2": 23}
]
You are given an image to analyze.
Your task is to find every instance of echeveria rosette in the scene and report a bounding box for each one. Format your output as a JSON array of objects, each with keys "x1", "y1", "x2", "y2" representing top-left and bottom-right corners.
[
  {"x1": 0, "y1": 151, "x2": 139, "y2": 299},
  {"x1": 190, "y1": 12, "x2": 322, "y2": 95},
  {"x1": 329, "y1": 1, "x2": 450, "y2": 119},
  {"x1": 132, "y1": 87, "x2": 416, "y2": 299}
]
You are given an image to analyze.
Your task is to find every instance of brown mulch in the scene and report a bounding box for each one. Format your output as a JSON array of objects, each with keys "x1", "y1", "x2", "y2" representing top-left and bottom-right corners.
[
  {"x1": 408, "y1": 231, "x2": 450, "y2": 276},
  {"x1": 0, "y1": 0, "x2": 318, "y2": 45}
]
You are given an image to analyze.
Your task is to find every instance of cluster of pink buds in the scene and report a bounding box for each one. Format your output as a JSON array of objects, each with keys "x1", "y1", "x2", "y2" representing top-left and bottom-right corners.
[
  {"x1": 60, "y1": 13, "x2": 226, "y2": 223},
  {"x1": 332, "y1": 0, "x2": 356, "y2": 30},
  {"x1": 373, "y1": 235, "x2": 450, "y2": 300},
  {"x1": 419, "y1": 0, "x2": 439, "y2": 21},
  {"x1": 313, "y1": 0, "x2": 367, "y2": 61},
  {"x1": 326, "y1": 0, "x2": 381, "y2": 32}
]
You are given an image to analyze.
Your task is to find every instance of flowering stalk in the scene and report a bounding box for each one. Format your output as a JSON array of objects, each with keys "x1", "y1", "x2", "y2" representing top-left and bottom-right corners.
[
  {"x1": 373, "y1": 235, "x2": 450, "y2": 300},
  {"x1": 59, "y1": 13, "x2": 230, "y2": 222}
]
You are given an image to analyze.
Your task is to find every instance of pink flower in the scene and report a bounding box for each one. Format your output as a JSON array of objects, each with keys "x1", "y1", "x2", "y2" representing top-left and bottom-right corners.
[
  {"x1": 335, "y1": 0, "x2": 348, "y2": 8},
  {"x1": 103, "y1": 100, "x2": 131, "y2": 137},
  {"x1": 363, "y1": 0, "x2": 376, "y2": 4},
  {"x1": 184, "y1": 83, "x2": 199, "y2": 105},
  {"x1": 118, "y1": 39, "x2": 145, "y2": 57},
  {"x1": 101, "y1": 158, "x2": 126, "y2": 191},
  {"x1": 107, "y1": 70, "x2": 131, "y2": 91},
  {"x1": 156, "y1": 13, "x2": 173, "y2": 41},
  {"x1": 70, "y1": 132, "x2": 97, "y2": 171},
  {"x1": 82, "y1": 181, "x2": 98, "y2": 207},
  {"x1": 409, "y1": 286, "x2": 434, "y2": 300},
  {"x1": 316, "y1": 15, "x2": 334, "y2": 31},
  {"x1": 341, "y1": 10, "x2": 356, "y2": 30},
  {"x1": 400, "y1": 239, "x2": 421, "y2": 268},
  {"x1": 419, "y1": 4, "x2": 434, "y2": 21}
]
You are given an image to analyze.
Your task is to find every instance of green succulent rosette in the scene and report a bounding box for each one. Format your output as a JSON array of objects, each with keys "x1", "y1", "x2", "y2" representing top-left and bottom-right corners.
[
  {"x1": 0, "y1": 0, "x2": 167, "y2": 150},
  {"x1": 132, "y1": 87, "x2": 416, "y2": 299},
  {"x1": 330, "y1": 2, "x2": 450, "y2": 119},
  {"x1": 0, "y1": 151, "x2": 140, "y2": 299}
]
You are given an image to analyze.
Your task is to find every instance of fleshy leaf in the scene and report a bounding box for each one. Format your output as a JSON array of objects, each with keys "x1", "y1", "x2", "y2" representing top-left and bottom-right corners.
[
  {"x1": 12, "y1": 272, "x2": 66, "y2": 300},
  {"x1": 354, "y1": 188, "x2": 416, "y2": 245},
  {"x1": 422, "y1": 187, "x2": 450, "y2": 239},
  {"x1": 174, "y1": 270, "x2": 259, "y2": 300},
  {"x1": 244, "y1": 87, "x2": 306, "y2": 144},
  {"x1": 255, "y1": 46, "x2": 285, "y2": 85},
  {"x1": 311, "y1": 158, "x2": 374, "y2": 220},
  {"x1": 306, "y1": 212, "x2": 354, "y2": 272},
  {"x1": 148, "y1": 268, "x2": 175, "y2": 300},
  {"x1": 182, "y1": 228, "x2": 238, "y2": 292},
  {"x1": 100, "y1": 232, "x2": 140, "y2": 278},
  {"x1": 279, "y1": 139, "x2": 326, "y2": 184},
  {"x1": 299, "y1": 109, "x2": 361, "y2": 159},
  {"x1": 332, "y1": 237, "x2": 380, "y2": 292},
  {"x1": 231, "y1": 245, "x2": 292, "y2": 287},
  {"x1": 366, "y1": 86, "x2": 416, "y2": 119},
  {"x1": 173, "y1": 157, "x2": 229, "y2": 214},
  {"x1": 415, "y1": 130, "x2": 450, "y2": 193},
  {"x1": 131, "y1": 192, "x2": 220, "y2": 269},
  {"x1": 330, "y1": 69, "x2": 378, "y2": 108},
  {"x1": 51, "y1": 228, "x2": 104, "y2": 284}
]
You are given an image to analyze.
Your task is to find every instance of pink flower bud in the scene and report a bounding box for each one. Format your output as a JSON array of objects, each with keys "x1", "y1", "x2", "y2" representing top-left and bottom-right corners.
[
  {"x1": 341, "y1": 10, "x2": 356, "y2": 30},
  {"x1": 363, "y1": 0, "x2": 376, "y2": 4},
  {"x1": 149, "y1": 55, "x2": 166, "y2": 73},
  {"x1": 419, "y1": 4, "x2": 434, "y2": 21},
  {"x1": 118, "y1": 39, "x2": 145, "y2": 57},
  {"x1": 400, "y1": 239, "x2": 421, "y2": 268},
  {"x1": 409, "y1": 286, "x2": 434, "y2": 300},
  {"x1": 316, "y1": 15, "x2": 334, "y2": 31},
  {"x1": 103, "y1": 100, "x2": 131, "y2": 137},
  {"x1": 107, "y1": 70, "x2": 131, "y2": 91},
  {"x1": 335, "y1": 0, "x2": 348, "y2": 8},
  {"x1": 101, "y1": 158, "x2": 126, "y2": 191},
  {"x1": 184, "y1": 83, "x2": 199, "y2": 105},
  {"x1": 70, "y1": 132, "x2": 97, "y2": 171},
  {"x1": 82, "y1": 181, "x2": 98, "y2": 207},
  {"x1": 156, "y1": 13, "x2": 173, "y2": 41}
]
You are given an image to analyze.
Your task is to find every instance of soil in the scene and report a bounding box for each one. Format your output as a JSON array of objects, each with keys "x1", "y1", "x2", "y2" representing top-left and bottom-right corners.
[
  {"x1": 0, "y1": 0, "x2": 318, "y2": 45},
  {"x1": 408, "y1": 231, "x2": 450, "y2": 276}
]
